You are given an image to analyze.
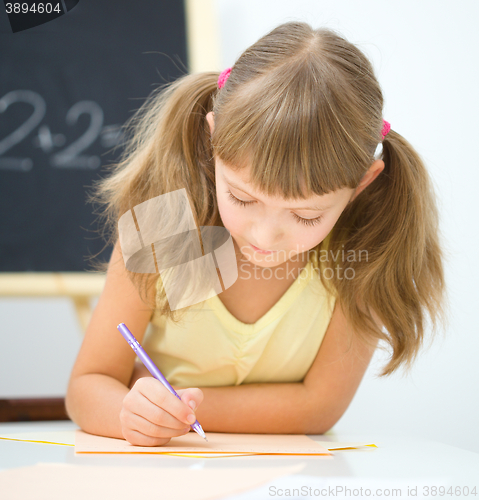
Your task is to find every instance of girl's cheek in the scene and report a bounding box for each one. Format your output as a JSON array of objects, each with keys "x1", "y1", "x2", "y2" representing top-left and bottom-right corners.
[{"x1": 217, "y1": 198, "x2": 241, "y2": 232}]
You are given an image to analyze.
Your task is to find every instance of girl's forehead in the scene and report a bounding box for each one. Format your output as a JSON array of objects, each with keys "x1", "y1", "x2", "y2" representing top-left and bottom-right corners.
[{"x1": 217, "y1": 158, "x2": 352, "y2": 207}]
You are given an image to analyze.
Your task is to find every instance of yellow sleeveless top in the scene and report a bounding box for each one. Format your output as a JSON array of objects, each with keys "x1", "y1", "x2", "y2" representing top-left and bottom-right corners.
[{"x1": 142, "y1": 248, "x2": 337, "y2": 388}]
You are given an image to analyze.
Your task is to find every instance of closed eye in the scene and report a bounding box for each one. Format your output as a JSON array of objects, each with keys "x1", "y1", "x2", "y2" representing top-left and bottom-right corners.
[{"x1": 226, "y1": 190, "x2": 323, "y2": 227}]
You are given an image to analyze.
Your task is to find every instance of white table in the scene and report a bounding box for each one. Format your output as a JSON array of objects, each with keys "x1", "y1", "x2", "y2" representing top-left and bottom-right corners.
[{"x1": 1, "y1": 421, "x2": 478, "y2": 499}]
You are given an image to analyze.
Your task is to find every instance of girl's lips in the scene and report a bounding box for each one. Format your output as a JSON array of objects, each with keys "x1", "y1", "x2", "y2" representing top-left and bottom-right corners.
[{"x1": 250, "y1": 243, "x2": 276, "y2": 254}]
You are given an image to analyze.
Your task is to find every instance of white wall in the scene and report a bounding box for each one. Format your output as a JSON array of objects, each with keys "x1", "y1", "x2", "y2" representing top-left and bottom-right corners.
[
  {"x1": 215, "y1": 0, "x2": 479, "y2": 453},
  {"x1": 0, "y1": 298, "x2": 86, "y2": 397},
  {"x1": 1, "y1": 0, "x2": 478, "y2": 455}
]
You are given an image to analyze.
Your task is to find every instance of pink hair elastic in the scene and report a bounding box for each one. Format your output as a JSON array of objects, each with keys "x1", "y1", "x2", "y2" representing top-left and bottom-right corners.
[
  {"x1": 217, "y1": 67, "x2": 232, "y2": 89},
  {"x1": 381, "y1": 120, "x2": 391, "y2": 140},
  {"x1": 217, "y1": 67, "x2": 392, "y2": 141}
]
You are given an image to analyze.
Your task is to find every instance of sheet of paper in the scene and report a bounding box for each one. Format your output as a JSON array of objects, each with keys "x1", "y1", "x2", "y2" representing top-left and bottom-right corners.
[
  {"x1": 0, "y1": 431, "x2": 377, "y2": 455},
  {"x1": 0, "y1": 462, "x2": 306, "y2": 500},
  {"x1": 75, "y1": 430, "x2": 332, "y2": 456}
]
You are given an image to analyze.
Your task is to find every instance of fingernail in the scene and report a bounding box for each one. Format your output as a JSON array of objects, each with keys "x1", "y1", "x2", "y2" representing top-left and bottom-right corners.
[
  {"x1": 187, "y1": 414, "x2": 196, "y2": 424},
  {"x1": 188, "y1": 400, "x2": 196, "y2": 410}
]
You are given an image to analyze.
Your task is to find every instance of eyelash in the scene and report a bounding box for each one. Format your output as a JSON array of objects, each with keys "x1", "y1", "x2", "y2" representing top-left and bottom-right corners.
[{"x1": 226, "y1": 190, "x2": 323, "y2": 227}]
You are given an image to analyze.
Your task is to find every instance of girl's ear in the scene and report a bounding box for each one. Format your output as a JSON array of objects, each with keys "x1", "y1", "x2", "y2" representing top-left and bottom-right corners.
[
  {"x1": 206, "y1": 111, "x2": 215, "y2": 134},
  {"x1": 349, "y1": 159, "x2": 385, "y2": 202}
]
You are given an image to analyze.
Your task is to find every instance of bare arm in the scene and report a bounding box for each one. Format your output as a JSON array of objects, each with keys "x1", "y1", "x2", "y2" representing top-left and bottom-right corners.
[{"x1": 65, "y1": 241, "x2": 153, "y2": 437}]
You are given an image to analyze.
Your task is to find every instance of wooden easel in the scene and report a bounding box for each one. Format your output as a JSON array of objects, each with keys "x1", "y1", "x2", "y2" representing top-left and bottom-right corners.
[{"x1": 0, "y1": 272, "x2": 106, "y2": 332}]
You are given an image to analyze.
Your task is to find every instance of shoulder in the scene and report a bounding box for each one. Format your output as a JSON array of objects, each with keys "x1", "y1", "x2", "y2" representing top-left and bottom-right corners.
[{"x1": 110, "y1": 241, "x2": 158, "y2": 310}]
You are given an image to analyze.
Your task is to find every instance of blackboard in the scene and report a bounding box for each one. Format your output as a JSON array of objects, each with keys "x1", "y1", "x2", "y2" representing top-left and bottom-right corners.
[{"x1": 0, "y1": 1, "x2": 188, "y2": 271}]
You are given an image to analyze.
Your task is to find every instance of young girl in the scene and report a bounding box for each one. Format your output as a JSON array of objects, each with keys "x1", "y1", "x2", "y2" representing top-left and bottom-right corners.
[{"x1": 66, "y1": 22, "x2": 446, "y2": 447}]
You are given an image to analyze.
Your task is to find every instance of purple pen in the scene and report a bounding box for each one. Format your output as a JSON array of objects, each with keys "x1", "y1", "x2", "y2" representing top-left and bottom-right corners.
[{"x1": 117, "y1": 323, "x2": 207, "y2": 441}]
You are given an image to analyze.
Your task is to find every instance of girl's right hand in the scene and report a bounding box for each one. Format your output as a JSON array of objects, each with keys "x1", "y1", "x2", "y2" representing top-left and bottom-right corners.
[{"x1": 120, "y1": 377, "x2": 204, "y2": 446}]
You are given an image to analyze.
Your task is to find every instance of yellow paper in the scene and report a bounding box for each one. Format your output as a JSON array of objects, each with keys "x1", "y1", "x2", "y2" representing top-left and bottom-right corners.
[
  {"x1": 0, "y1": 431, "x2": 75, "y2": 446},
  {"x1": 317, "y1": 441, "x2": 377, "y2": 450},
  {"x1": 0, "y1": 462, "x2": 306, "y2": 500},
  {"x1": 75, "y1": 430, "x2": 332, "y2": 456}
]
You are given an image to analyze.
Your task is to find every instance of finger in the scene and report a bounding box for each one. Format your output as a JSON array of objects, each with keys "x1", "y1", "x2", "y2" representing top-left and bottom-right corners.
[
  {"x1": 177, "y1": 388, "x2": 204, "y2": 411},
  {"x1": 122, "y1": 428, "x2": 173, "y2": 447},
  {"x1": 126, "y1": 391, "x2": 191, "y2": 430},
  {"x1": 124, "y1": 411, "x2": 191, "y2": 440},
  {"x1": 134, "y1": 378, "x2": 197, "y2": 427}
]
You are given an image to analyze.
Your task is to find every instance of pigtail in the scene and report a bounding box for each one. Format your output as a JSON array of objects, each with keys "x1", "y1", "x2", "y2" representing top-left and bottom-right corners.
[
  {"x1": 151, "y1": 72, "x2": 221, "y2": 227},
  {"x1": 86, "y1": 72, "x2": 221, "y2": 320},
  {"x1": 326, "y1": 129, "x2": 448, "y2": 376}
]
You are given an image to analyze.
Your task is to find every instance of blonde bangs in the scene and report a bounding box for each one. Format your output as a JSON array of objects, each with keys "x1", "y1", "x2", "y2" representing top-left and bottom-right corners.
[{"x1": 211, "y1": 40, "x2": 379, "y2": 201}]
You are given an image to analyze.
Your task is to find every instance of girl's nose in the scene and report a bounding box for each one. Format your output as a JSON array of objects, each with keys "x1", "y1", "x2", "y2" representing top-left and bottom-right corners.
[{"x1": 250, "y1": 220, "x2": 284, "y2": 252}]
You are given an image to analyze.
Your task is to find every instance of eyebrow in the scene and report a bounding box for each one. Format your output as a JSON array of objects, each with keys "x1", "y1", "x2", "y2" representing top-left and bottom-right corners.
[{"x1": 224, "y1": 176, "x2": 331, "y2": 211}]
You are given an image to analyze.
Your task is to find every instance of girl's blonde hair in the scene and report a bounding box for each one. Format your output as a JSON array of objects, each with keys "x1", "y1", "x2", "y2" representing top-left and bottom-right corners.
[{"x1": 89, "y1": 22, "x2": 447, "y2": 377}]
